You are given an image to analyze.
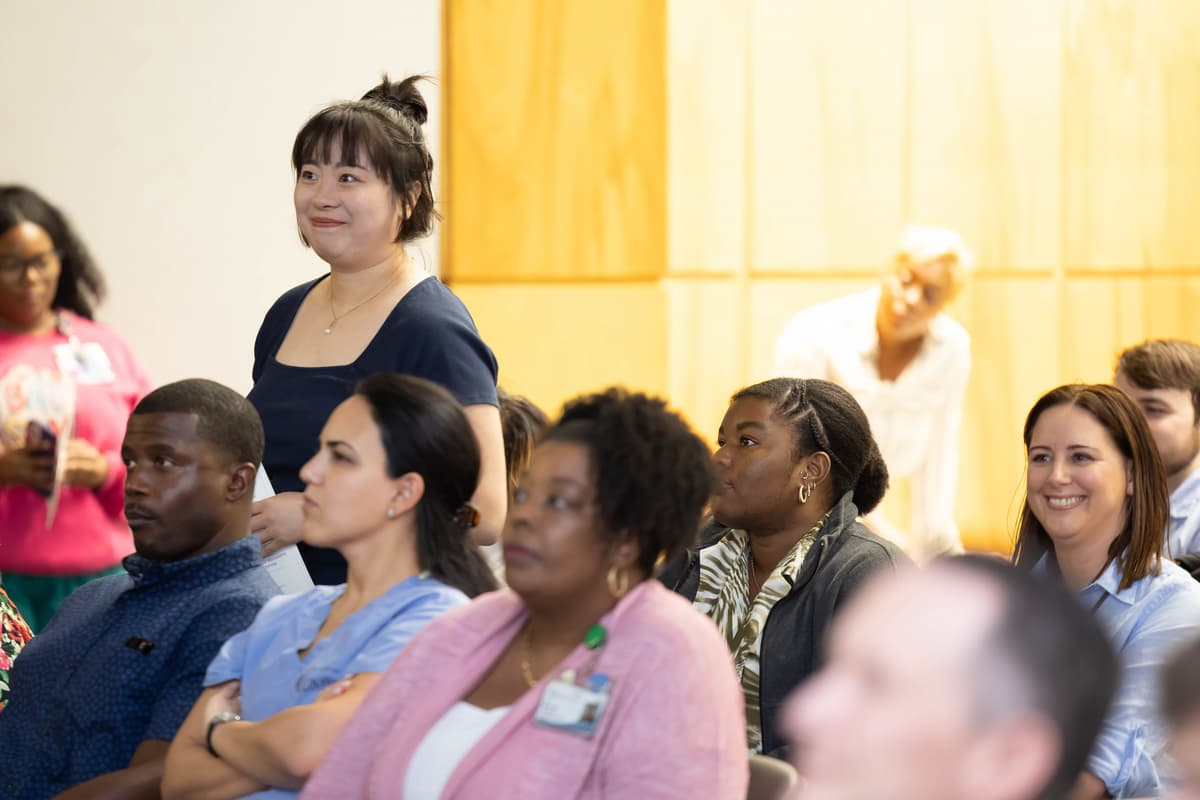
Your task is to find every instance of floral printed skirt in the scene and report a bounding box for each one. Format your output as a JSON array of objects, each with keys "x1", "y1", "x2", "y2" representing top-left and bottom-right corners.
[{"x1": 0, "y1": 587, "x2": 33, "y2": 709}]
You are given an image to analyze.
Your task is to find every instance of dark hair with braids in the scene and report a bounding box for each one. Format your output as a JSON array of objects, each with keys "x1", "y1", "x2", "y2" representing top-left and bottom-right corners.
[
  {"x1": 732, "y1": 377, "x2": 889, "y2": 513},
  {"x1": 292, "y1": 74, "x2": 438, "y2": 243},
  {"x1": 542, "y1": 388, "x2": 714, "y2": 577},
  {"x1": 0, "y1": 186, "x2": 106, "y2": 319},
  {"x1": 355, "y1": 373, "x2": 497, "y2": 598}
]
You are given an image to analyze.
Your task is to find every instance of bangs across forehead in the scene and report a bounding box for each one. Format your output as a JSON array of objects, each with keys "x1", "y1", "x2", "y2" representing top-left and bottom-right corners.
[{"x1": 291, "y1": 104, "x2": 395, "y2": 182}]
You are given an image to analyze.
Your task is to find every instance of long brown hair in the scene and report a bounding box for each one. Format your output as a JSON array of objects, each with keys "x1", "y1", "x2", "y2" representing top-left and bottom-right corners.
[{"x1": 1012, "y1": 384, "x2": 1166, "y2": 591}]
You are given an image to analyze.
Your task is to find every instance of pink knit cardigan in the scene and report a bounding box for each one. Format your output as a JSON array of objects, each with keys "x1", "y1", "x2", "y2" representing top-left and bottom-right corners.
[{"x1": 301, "y1": 580, "x2": 748, "y2": 799}]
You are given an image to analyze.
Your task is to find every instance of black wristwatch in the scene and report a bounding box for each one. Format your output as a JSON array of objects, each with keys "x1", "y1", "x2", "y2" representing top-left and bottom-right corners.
[{"x1": 206, "y1": 710, "x2": 241, "y2": 757}]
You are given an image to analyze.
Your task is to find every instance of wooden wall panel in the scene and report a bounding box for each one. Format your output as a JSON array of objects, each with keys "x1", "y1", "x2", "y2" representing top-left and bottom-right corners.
[
  {"x1": 953, "y1": 278, "x2": 1062, "y2": 552},
  {"x1": 448, "y1": 0, "x2": 1200, "y2": 559},
  {"x1": 666, "y1": 0, "x2": 745, "y2": 274},
  {"x1": 664, "y1": 279, "x2": 747, "y2": 440},
  {"x1": 454, "y1": 283, "x2": 669, "y2": 417},
  {"x1": 908, "y1": 0, "x2": 1062, "y2": 269},
  {"x1": 1063, "y1": 0, "x2": 1200, "y2": 269},
  {"x1": 748, "y1": 0, "x2": 908, "y2": 270},
  {"x1": 1061, "y1": 276, "x2": 1200, "y2": 382},
  {"x1": 444, "y1": 0, "x2": 667, "y2": 282}
]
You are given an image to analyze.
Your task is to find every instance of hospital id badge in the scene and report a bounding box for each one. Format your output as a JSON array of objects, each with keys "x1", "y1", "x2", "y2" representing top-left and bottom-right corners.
[{"x1": 533, "y1": 676, "x2": 611, "y2": 738}]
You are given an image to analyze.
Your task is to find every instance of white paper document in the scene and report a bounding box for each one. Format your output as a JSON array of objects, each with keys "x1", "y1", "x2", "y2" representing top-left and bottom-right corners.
[{"x1": 253, "y1": 465, "x2": 314, "y2": 595}]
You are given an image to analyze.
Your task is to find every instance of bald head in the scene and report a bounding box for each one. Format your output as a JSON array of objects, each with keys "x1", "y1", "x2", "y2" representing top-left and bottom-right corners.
[{"x1": 783, "y1": 556, "x2": 1116, "y2": 800}]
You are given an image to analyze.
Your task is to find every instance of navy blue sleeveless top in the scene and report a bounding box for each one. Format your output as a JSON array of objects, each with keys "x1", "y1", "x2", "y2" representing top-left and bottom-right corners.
[{"x1": 248, "y1": 275, "x2": 499, "y2": 584}]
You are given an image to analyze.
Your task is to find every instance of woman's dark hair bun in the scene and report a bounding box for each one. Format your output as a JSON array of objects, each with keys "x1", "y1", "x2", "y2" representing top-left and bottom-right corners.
[
  {"x1": 851, "y1": 441, "x2": 889, "y2": 515},
  {"x1": 363, "y1": 74, "x2": 429, "y2": 126}
]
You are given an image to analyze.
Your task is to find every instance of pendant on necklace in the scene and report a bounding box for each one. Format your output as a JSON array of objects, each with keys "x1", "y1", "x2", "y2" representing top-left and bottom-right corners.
[{"x1": 323, "y1": 327, "x2": 333, "y2": 335}]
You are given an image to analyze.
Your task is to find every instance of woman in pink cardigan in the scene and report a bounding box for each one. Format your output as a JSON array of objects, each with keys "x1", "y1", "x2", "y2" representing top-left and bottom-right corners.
[{"x1": 302, "y1": 389, "x2": 748, "y2": 799}]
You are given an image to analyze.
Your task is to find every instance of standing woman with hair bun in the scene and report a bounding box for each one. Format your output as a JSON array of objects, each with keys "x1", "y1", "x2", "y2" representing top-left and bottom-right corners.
[
  {"x1": 248, "y1": 76, "x2": 506, "y2": 585},
  {"x1": 660, "y1": 377, "x2": 908, "y2": 759}
]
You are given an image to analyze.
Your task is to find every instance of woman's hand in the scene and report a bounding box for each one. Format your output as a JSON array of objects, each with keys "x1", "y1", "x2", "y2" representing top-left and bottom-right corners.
[
  {"x1": 0, "y1": 446, "x2": 55, "y2": 493},
  {"x1": 204, "y1": 680, "x2": 243, "y2": 723},
  {"x1": 64, "y1": 438, "x2": 109, "y2": 489},
  {"x1": 251, "y1": 492, "x2": 307, "y2": 557}
]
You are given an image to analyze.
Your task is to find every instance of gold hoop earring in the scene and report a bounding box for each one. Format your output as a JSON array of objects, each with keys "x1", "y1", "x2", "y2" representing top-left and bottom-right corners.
[
  {"x1": 799, "y1": 482, "x2": 813, "y2": 505},
  {"x1": 606, "y1": 565, "x2": 630, "y2": 599}
]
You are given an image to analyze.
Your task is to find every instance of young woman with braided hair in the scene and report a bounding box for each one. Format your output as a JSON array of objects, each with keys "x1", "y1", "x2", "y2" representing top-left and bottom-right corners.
[{"x1": 661, "y1": 377, "x2": 909, "y2": 758}]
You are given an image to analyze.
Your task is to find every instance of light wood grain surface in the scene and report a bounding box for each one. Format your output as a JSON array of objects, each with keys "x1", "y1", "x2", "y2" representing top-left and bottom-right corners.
[{"x1": 445, "y1": 0, "x2": 1200, "y2": 554}]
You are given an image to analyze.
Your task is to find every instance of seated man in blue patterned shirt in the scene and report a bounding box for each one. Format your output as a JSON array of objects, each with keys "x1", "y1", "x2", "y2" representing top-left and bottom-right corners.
[{"x1": 0, "y1": 378, "x2": 279, "y2": 800}]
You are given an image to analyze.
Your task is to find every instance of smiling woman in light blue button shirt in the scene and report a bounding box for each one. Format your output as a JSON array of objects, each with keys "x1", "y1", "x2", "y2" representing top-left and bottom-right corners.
[
  {"x1": 1014, "y1": 383, "x2": 1200, "y2": 800},
  {"x1": 161, "y1": 374, "x2": 498, "y2": 800}
]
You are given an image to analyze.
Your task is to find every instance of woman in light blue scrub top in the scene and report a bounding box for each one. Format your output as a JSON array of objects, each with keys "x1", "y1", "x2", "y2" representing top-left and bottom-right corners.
[{"x1": 162, "y1": 374, "x2": 497, "y2": 800}]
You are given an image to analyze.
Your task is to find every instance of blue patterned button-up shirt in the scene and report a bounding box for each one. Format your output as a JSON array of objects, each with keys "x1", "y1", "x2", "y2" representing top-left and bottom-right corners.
[{"x1": 0, "y1": 535, "x2": 278, "y2": 799}]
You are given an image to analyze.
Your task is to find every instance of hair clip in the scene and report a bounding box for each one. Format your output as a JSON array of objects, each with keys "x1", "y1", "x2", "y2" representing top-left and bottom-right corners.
[{"x1": 454, "y1": 502, "x2": 480, "y2": 530}]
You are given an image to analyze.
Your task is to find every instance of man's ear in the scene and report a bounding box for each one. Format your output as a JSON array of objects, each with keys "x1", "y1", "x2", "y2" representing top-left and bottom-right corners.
[
  {"x1": 959, "y1": 712, "x2": 1060, "y2": 800},
  {"x1": 227, "y1": 463, "x2": 258, "y2": 502}
]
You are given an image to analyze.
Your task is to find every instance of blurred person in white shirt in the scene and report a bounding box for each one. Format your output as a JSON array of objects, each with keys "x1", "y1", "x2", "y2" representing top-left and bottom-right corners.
[{"x1": 774, "y1": 225, "x2": 972, "y2": 560}]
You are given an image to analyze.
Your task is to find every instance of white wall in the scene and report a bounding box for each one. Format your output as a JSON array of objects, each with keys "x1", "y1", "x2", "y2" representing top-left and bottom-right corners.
[{"x1": 0, "y1": 0, "x2": 441, "y2": 392}]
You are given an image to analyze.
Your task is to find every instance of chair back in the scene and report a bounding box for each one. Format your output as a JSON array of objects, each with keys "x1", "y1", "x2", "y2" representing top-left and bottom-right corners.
[{"x1": 747, "y1": 754, "x2": 798, "y2": 800}]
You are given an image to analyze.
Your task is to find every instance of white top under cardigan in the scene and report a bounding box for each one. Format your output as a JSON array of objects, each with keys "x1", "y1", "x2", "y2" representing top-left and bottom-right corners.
[{"x1": 403, "y1": 702, "x2": 512, "y2": 799}]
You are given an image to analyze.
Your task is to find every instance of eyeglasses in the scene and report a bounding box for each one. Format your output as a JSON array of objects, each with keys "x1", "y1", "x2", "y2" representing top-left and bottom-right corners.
[{"x1": 0, "y1": 249, "x2": 61, "y2": 277}]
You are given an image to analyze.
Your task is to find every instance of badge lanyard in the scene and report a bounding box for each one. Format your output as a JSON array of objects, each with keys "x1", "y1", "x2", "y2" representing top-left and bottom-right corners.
[
  {"x1": 53, "y1": 312, "x2": 115, "y2": 386},
  {"x1": 55, "y1": 312, "x2": 85, "y2": 365}
]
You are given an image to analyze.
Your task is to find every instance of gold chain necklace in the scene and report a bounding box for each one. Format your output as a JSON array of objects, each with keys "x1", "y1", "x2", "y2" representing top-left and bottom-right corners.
[
  {"x1": 748, "y1": 550, "x2": 764, "y2": 596},
  {"x1": 519, "y1": 621, "x2": 607, "y2": 689},
  {"x1": 519, "y1": 623, "x2": 540, "y2": 688},
  {"x1": 324, "y1": 263, "x2": 405, "y2": 335}
]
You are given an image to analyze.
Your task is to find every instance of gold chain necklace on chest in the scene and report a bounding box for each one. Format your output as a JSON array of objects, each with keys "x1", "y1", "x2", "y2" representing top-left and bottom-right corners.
[
  {"x1": 324, "y1": 264, "x2": 405, "y2": 335},
  {"x1": 519, "y1": 624, "x2": 540, "y2": 688},
  {"x1": 519, "y1": 621, "x2": 608, "y2": 690},
  {"x1": 748, "y1": 550, "x2": 766, "y2": 596}
]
